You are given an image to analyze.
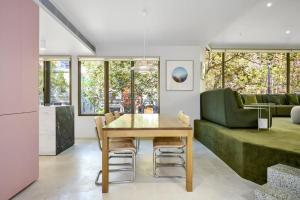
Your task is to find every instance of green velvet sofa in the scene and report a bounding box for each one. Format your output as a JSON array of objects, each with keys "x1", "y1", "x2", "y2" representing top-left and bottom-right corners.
[
  {"x1": 200, "y1": 88, "x2": 271, "y2": 128},
  {"x1": 195, "y1": 88, "x2": 300, "y2": 184},
  {"x1": 240, "y1": 93, "x2": 300, "y2": 117}
]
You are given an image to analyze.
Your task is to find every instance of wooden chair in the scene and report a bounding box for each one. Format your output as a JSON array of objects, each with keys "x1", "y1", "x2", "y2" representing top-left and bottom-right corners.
[
  {"x1": 94, "y1": 116, "x2": 136, "y2": 185},
  {"x1": 104, "y1": 113, "x2": 115, "y2": 125},
  {"x1": 108, "y1": 112, "x2": 140, "y2": 152},
  {"x1": 152, "y1": 111, "x2": 190, "y2": 178},
  {"x1": 114, "y1": 111, "x2": 121, "y2": 119}
]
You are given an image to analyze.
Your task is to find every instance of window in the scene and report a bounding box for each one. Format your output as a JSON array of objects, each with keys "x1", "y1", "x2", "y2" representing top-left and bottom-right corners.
[
  {"x1": 203, "y1": 50, "x2": 291, "y2": 94},
  {"x1": 39, "y1": 57, "x2": 71, "y2": 105},
  {"x1": 134, "y1": 59, "x2": 159, "y2": 114},
  {"x1": 79, "y1": 60, "x2": 105, "y2": 115},
  {"x1": 78, "y1": 58, "x2": 160, "y2": 115},
  {"x1": 290, "y1": 53, "x2": 300, "y2": 93},
  {"x1": 108, "y1": 60, "x2": 132, "y2": 113},
  {"x1": 225, "y1": 52, "x2": 268, "y2": 94},
  {"x1": 203, "y1": 50, "x2": 223, "y2": 90}
]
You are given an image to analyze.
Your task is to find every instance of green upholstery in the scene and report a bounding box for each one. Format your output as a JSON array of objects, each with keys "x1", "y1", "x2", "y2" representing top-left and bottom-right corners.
[
  {"x1": 268, "y1": 94, "x2": 287, "y2": 105},
  {"x1": 286, "y1": 94, "x2": 300, "y2": 105},
  {"x1": 234, "y1": 91, "x2": 244, "y2": 108},
  {"x1": 194, "y1": 118, "x2": 300, "y2": 184},
  {"x1": 240, "y1": 93, "x2": 298, "y2": 117},
  {"x1": 201, "y1": 88, "x2": 271, "y2": 128},
  {"x1": 243, "y1": 95, "x2": 257, "y2": 104}
]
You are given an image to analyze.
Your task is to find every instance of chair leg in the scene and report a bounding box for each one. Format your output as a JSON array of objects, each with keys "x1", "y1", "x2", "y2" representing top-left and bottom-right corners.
[
  {"x1": 95, "y1": 170, "x2": 102, "y2": 185},
  {"x1": 132, "y1": 152, "x2": 136, "y2": 181},
  {"x1": 96, "y1": 151, "x2": 136, "y2": 185},
  {"x1": 153, "y1": 149, "x2": 156, "y2": 177},
  {"x1": 153, "y1": 148, "x2": 186, "y2": 178}
]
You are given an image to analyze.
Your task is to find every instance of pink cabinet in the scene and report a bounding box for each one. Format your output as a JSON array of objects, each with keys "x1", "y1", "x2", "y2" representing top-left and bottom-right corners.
[
  {"x1": 0, "y1": 112, "x2": 38, "y2": 199},
  {"x1": 0, "y1": 0, "x2": 39, "y2": 199},
  {"x1": 0, "y1": 0, "x2": 39, "y2": 115}
]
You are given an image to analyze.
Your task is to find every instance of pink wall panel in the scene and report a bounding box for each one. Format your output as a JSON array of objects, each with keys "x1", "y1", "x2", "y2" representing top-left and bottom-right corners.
[
  {"x1": 20, "y1": 0, "x2": 39, "y2": 113},
  {"x1": 0, "y1": 0, "x2": 39, "y2": 115},
  {"x1": 0, "y1": 0, "x2": 22, "y2": 115},
  {"x1": 0, "y1": 0, "x2": 39, "y2": 199},
  {"x1": 0, "y1": 112, "x2": 38, "y2": 200}
]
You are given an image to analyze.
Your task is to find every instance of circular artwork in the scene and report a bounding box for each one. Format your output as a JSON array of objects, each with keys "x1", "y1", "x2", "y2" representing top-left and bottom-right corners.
[{"x1": 172, "y1": 67, "x2": 188, "y2": 83}]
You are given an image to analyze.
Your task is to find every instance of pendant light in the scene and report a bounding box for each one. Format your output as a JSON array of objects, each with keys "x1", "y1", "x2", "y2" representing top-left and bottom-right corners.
[{"x1": 131, "y1": 9, "x2": 155, "y2": 73}]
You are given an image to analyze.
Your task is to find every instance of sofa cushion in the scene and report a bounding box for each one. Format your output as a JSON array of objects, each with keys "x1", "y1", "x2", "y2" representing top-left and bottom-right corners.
[
  {"x1": 268, "y1": 94, "x2": 287, "y2": 105},
  {"x1": 286, "y1": 94, "x2": 300, "y2": 105},
  {"x1": 243, "y1": 95, "x2": 257, "y2": 105},
  {"x1": 256, "y1": 95, "x2": 263, "y2": 103},
  {"x1": 234, "y1": 91, "x2": 244, "y2": 108}
]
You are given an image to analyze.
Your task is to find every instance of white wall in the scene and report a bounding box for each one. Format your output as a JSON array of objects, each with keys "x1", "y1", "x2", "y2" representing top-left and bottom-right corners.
[{"x1": 72, "y1": 45, "x2": 205, "y2": 138}]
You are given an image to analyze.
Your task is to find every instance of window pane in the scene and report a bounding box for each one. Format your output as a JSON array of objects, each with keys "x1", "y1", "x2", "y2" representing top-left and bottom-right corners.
[
  {"x1": 290, "y1": 53, "x2": 300, "y2": 93},
  {"x1": 204, "y1": 51, "x2": 222, "y2": 90},
  {"x1": 134, "y1": 60, "x2": 159, "y2": 114},
  {"x1": 80, "y1": 61, "x2": 105, "y2": 115},
  {"x1": 50, "y1": 60, "x2": 71, "y2": 105},
  {"x1": 38, "y1": 60, "x2": 44, "y2": 105},
  {"x1": 261, "y1": 53, "x2": 287, "y2": 94},
  {"x1": 109, "y1": 61, "x2": 132, "y2": 113},
  {"x1": 225, "y1": 52, "x2": 268, "y2": 94}
]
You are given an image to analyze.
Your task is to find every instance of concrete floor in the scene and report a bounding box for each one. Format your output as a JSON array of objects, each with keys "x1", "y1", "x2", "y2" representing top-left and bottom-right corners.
[{"x1": 14, "y1": 139, "x2": 258, "y2": 200}]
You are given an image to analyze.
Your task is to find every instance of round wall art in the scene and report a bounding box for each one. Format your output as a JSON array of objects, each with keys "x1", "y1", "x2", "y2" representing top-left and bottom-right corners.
[{"x1": 172, "y1": 67, "x2": 188, "y2": 83}]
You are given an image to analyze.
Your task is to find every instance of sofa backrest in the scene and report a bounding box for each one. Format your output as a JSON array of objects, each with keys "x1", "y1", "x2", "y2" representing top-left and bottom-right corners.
[{"x1": 201, "y1": 88, "x2": 240, "y2": 127}]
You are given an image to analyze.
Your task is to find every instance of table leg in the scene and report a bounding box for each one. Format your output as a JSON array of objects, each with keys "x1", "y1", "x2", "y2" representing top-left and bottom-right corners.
[
  {"x1": 186, "y1": 130, "x2": 193, "y2": 192},
  {"x1": 102, "y1": 130, "x2": 109, "y2": 193}
]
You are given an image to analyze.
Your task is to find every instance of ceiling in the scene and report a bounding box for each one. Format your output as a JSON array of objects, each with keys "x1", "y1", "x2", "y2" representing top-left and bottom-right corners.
[
  {"x1": 210, "y1": 0, "x2": 300, "y2": 49},
  {"x1": 48, "y1": 0, "x2": 259, "y2": 46},
  {"x1": 39, "y1": 0, "x2": 300, "y2": 54},
  {"x1": 39, "y1": 8, "x2": 93, "y2": 55}
]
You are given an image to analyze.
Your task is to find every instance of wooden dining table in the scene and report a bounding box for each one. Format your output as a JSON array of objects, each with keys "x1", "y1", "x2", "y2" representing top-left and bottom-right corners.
[{"x1": 101, "y1": 114, "x2": 193, "y2": 193}]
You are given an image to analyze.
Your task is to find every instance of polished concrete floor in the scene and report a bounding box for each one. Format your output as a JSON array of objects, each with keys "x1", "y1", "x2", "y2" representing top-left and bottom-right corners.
[{"x1": 14, "y1": 139, "x2": 258, "y2": 200}]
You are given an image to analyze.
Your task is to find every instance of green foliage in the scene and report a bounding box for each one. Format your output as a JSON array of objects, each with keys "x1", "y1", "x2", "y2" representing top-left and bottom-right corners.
[
  {"x1": 204, "y1": 51, "x2": 289, "y2": 94},
  {"x1": 290, "y1": 53, "x2": 300, "y2": 93},
  {"x1": 81, "y1": 61, "x2": 105, "y2": 114}
]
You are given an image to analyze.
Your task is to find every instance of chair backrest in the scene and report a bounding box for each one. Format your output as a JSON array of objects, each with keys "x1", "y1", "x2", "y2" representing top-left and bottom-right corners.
[
  {"x1": 105, "y1": 112, "x2": 115, "y2": 125},
  {"x1": 94, "y1": 116, "x2": 104, "y2": 140},
  {"x1": 179, "y1": 113, "x2": 191, "y2": 126},
  {"x1": 114, "y1": 111, "x2": 121, "y2": 119},
  {"x1": 177, "y1": 110, "x2": 184, "y2": 121},
  {"x1": 94, "y1": 116, "x2": 104, "y2": 150}
]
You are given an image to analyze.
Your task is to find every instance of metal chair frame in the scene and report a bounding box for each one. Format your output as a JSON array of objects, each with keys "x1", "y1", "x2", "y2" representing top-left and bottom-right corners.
[
  {"x1": 94, "y1": 117, "x2": 136, "y2": 185},
  {"x1": 152, "y1": 111, "x2": 190, "y2": 178}
]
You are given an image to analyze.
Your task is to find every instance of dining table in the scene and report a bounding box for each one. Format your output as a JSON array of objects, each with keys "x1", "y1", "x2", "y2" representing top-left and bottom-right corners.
[{"x1": 101, "y1": 114, "x2": 193, "y2": 193}]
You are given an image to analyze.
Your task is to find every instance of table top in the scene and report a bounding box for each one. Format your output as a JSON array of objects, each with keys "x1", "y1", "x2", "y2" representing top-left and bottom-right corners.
[{"x1": 102, "y1": 114, "x2": 192, "y2": 130}]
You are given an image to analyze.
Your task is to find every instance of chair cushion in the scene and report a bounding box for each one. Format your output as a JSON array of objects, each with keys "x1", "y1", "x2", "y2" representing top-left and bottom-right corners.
[
  {"x1": 109, "y1": 140, "x2": 136, "y2": 152},
  {"x1": 286, "y1": 94, "x2": 300, "y2": 105},
  {"x1": 153, "y1": 137, "x2": 184, "y2": 149}
]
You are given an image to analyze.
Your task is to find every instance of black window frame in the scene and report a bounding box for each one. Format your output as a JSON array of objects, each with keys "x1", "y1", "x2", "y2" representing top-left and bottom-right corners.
[
  {"x1": 203, "y1": 49, "x2": 300, "y2": 94},
  {"x1": 39, "y1": 56, "x2": 72, "y2": 106},
  {"x1": 78, "y1": 57, "x2": 160, "y2": 116}
]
